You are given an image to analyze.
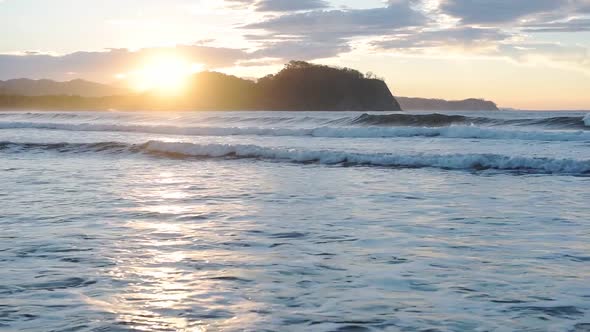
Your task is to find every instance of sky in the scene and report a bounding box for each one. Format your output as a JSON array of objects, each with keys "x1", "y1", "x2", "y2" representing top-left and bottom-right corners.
[{"x1": 1, "y1": 0, "x2": 590, "y2": 110}]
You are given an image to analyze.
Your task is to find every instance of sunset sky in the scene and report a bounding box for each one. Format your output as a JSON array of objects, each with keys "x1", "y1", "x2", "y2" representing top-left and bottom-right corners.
[{"x1": 1, "y1": 0, "x2": 590, "y2": 110}]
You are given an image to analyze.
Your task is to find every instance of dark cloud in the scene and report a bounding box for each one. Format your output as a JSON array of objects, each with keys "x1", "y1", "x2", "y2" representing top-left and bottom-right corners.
[
  {"x1": 439, "y1": 0, "x2": 590, "y2": 28},
  {"x1": 440, "y1": 0, "x2": 564, "y2": 24},
  {"x1": 0, "y1": 45, "x2": 252, "y2": 81},
  {"x1": 256, "y1": 0, "x2": 329, "y2": 12}
]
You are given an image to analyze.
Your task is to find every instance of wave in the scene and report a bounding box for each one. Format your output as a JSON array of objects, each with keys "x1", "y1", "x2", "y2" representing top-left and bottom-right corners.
[
  {"x1": 2, "y1": 112, "x2": 589, "y2": 129},
  {"x1": 0, "y1": 112, "x2": 344, "y2": 126},
  {"x1": 197, "y1": 115, "x2": 345, "y2": 125},
  {"x1": 2, "y1": 121, "x2": 590, "y2": 142},
  {"x1": 2, "y1": 140, "x2": 588, "y2": 175},
  {"x1": 0, "y1": 112, "x2": 99, "y2": 120},
  {"x1": 351, "y1": 113, "x2": 590, "y2": 129},
  {"x1": 0, "y1": 141, "x2": 132, "y2": 154}
]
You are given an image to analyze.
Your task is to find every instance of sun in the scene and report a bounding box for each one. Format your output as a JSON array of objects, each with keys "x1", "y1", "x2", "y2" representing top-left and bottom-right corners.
[{"x1": 127, "y1": 54, "x2": 203, "y2": 95}]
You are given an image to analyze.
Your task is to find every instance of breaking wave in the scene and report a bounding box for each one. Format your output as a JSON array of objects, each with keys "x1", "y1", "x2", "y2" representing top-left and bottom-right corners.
[
  {"x1": 351, "y1": 113, "x2": 590, "y2": 129},
  {"x1": 1, "y1": 121, "x2": 590, "y2": 142},
  {"x1": 2, "y1": 140, "x2": 588, "y2": 175}
]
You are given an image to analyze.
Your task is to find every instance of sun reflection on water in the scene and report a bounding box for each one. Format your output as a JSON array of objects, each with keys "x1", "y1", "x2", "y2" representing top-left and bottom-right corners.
[{"x1": 90, "y1": 169, "x2": 266, "y2": 331}]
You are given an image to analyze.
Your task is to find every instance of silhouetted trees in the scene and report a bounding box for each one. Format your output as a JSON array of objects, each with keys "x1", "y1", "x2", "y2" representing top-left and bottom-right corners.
[{"x1": 257, "y1": 61, "x2": 397, "y2": 111}]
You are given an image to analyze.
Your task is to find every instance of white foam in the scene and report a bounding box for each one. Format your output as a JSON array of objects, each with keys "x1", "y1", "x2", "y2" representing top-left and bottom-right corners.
[
  {"x1": 584, "y1": 113, "x2": 590, "y2": 127},
  {"x1": 2, "y1": 121, "x2": 590, "y2": 142},
  {"x1": 143, "y1": 141, "x2": 590, "y2": 174}
]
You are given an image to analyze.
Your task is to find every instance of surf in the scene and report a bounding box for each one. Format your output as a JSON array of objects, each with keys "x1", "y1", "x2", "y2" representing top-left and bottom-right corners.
[
  {"x1": 350, "y1": 113, "x2": 590, "y2": 129},
  {"x1": 2, "y1": 121, "x2": 590, "y2": 142},
  {"x1": 2, "y1": 140, "x2": 589, "y2": 175}
]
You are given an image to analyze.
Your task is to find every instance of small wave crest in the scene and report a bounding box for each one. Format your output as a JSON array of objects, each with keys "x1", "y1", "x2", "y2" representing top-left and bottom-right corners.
[
  {"x1": 198, "y1": 115, "x2": 341, "y2": 125},
  {"x1": 2, "y1": 121, "x2": 590, "y2": 142},
  {"x1": 2, "y1": 140, "x2": 588, "y2": 175},
  {"x1": 2, "y1": 112, "x2": 588, "y2": 130},
  {"x1": 351, "y1": 113, "x2": 478, "y2": 126},
  {"x1": 0, "y1": 112, "x2": 342, "y2": 126},
  {"x1": 351, "y1": 113, "x2": 589, "y2": 129},
  {"x1": 0, "y1": 112, "x2": 97, "y2": 120},
  {"x1": 0, "y1": 141, "x2": 132, "y2": 154}
]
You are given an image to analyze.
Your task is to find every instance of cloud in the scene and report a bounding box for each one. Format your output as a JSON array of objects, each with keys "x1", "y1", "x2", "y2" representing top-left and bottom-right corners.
[
  {"x1": 361, "y1": 0, "x2": 590, "y2": 75},
  {"x1": 374, "y1": 27, "x2": 511, "y2": 50},
  {"x1": 245, "y1": 2, "x2": 426, "y2": 36},
  {"x1": 2, "y1": 0, "x2": 589, "y2": 80},
  {"x1": 256, "y1": 0, "x2": 329, "y2": 11},
  {"x1": 438, "y1": 0, "x2": 590, "y2": 27},
  {"x1": 499, "y1": 42, "x2": 590, "y2": 73},
  {"x1": 243, "y1": 1, "x2": 427, "y2": 59},
  {"x1": 439, "y1": 0, "x2": 564, "y2": 24},
  {"x1": 0, "y1": 45, "x2": 252, "y2": 82},
  {"x1": 226, "y1": 0, "x2": 329, "y2": 12},
  {"x1": 522, "y1": 18, "x2": 590, "y2": 33}
]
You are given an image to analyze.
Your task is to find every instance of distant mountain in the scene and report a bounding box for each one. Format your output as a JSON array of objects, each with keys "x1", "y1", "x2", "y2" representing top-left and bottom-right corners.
[
  {"x1": 0, "y1": 78, "x2": 128, "y2": 97},
  {"x1": 398, "y1": 97, "x2": 499, "y2": 111}
]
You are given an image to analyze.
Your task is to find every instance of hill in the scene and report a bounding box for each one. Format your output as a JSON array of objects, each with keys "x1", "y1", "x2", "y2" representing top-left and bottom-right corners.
[
  {"x1": 0, "y1": 61, "x2": 401, "y2": 112},
  {"x1": 0, "y1": 78, "x2": 128, "y2": 97},
  {"x1": 0, "y1": 62, "x2": 502, "y2": 112},
  {"x1": 397, "y1": 97, "x2": 498, "y2": 111},
  {"x1": 254, "y1": 61, "x2": 400, "y2": 111}
]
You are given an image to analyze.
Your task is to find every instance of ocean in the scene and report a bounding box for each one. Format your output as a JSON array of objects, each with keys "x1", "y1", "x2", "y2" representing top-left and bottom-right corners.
[{"x1": 0, "y1": 110, "x2": 589, "y2": 331}]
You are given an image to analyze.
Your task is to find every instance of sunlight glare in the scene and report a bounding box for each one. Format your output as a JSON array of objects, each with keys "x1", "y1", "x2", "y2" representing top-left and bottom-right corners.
[{"x1": 130, "y1": 54, "x2": 201, "y2": 95}]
